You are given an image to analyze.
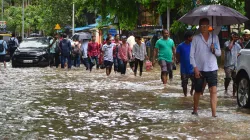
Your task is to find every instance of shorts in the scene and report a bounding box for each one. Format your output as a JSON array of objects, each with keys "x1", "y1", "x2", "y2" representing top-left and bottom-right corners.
[
  {"x1": 181, "y1": 74, "x2": 195, "y2": 88},
  {"x1": 194, "y1": 71, "x2": 217, "y2": 92},
  {"x1": 224, "y1": 67, "x2": 236, "y2": 79},
  {"x1": 158, "y1": 60, "x2": 172, "y2": 73},
  {"x1": 104, "y1": 60, "x2": 113, "y2": 68},
  {"x1": 0, "y1": 55, "x2": 6, "y2": 62}
]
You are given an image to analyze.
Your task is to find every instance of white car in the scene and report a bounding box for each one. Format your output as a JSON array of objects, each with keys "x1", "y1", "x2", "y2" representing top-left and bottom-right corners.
[{"x1": 236, "y1": 48, "x2": 250, "y2": 107}]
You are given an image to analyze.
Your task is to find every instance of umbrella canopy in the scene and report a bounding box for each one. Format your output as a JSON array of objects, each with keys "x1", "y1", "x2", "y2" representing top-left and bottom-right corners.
[
  {"x1": 178, "y1": 5, "x2": 249, "y2": 26},
  {"x1": 72, "y1": 32, "x2": 92, "y2": 41}
]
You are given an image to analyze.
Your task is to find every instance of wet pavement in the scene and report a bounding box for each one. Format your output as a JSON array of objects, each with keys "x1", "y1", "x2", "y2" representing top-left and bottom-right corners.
[{"x1": 0, "y1": 63, "x2": 250, "y2": 139}]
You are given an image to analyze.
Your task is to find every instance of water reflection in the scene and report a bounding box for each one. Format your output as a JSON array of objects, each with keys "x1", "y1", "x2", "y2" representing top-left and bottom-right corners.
[{"x1": 0, "y1": 63, "x2": 250, "y2": 139}]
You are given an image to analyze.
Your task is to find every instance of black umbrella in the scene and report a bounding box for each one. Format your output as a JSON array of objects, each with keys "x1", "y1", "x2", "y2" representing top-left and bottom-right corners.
[
  {"x1": 179, "y1": 4, "x2": 248, "y2": 26},
  {"x1": 73, "y1": 32, "x2": 92, "y2": 40},
  {"x1": 179, "y1": 4, "x2": 249, "y2": 43}
]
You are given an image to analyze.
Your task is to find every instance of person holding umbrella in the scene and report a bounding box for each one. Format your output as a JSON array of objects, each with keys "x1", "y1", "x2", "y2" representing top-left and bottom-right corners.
[
  {"x1": 190, "y1": 18, "x2": 221, "y2": 117},
  {"x1": 179, "y1": 4, "x2": 249, "y2": 117}
]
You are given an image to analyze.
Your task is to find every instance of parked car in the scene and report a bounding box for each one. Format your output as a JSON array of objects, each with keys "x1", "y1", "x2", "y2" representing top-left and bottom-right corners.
[
  {"x1": 12, "y1": 37, "x2": 50, "y2": 67},
  {"x1": 236, "y1": 46, "x2": 250, "y2": 108}
]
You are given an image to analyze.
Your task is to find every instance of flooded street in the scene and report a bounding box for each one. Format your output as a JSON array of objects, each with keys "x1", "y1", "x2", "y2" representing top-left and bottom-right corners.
[{"x1": 0, "y1": 63, "x2": 250, "y2": 139}]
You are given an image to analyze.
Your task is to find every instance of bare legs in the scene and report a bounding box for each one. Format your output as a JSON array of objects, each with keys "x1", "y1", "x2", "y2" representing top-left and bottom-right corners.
[{"x1": 193, "y1": 86, "x2": 217, "y2": 117}]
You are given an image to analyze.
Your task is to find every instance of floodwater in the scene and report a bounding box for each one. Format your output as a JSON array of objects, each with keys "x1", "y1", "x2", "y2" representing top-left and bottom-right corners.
[{"x1": 0, "y1": 63, "x2": 250, "y2": 139}]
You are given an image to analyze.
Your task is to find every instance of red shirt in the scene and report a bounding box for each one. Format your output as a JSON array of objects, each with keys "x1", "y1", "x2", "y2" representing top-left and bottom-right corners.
[{"x1": 88, "y1": 41, "x2": 100, "y2": 57}]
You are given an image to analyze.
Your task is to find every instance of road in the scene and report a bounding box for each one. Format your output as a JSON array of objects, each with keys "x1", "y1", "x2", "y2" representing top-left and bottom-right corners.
[{"x1": 0, "y1": 63, "x2": 250, "y2": 139}]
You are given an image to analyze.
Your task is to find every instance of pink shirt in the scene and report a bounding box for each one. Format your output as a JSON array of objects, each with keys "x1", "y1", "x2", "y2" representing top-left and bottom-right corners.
[{"x1": 118, "y1": 43, "x2": 132, "y2": 61}]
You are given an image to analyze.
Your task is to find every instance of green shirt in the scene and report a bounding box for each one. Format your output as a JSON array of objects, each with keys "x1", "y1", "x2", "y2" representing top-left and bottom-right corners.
[
  {"x1": 155, "y1": 38, "x2": 175, "y2": 62},
  {"x1": 49, "y1": 39, "x2": 57, "y2": 53}
]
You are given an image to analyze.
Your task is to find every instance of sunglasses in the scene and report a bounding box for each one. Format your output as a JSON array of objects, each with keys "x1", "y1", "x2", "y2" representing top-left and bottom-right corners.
[{"x1": 200, "y1": 25, "x2": 209, "y2": 27}]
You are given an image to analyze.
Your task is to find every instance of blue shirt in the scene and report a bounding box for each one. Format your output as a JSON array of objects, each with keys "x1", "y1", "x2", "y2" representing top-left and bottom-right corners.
[
  {"x1": 0, "y1": 40, "x2": 8, "y2": 55},
  {"x1": 146, "y1": 40, "x2": 151, "y2": 47},
  {"x1": 176, "y1": 42, "x2": 193, "y2": 74}
]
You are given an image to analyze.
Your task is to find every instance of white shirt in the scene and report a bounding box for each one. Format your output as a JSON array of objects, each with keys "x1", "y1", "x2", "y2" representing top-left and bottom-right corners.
[
  {"x1": 102, "y1": 43, "x2": 115, "y2": 62},
  {"x1": 127, "y1": 35, "x2": 136, "y2": 49},
  {"x1": 190, "y1": 33, "x2": 221, "y2": 72},
  {"x1": 224, "y1": 41, "x2": 241, "y2": 68},
  {"x1": 132, "y1": 43, "x2": 147, "y2": 61},
  {"x1": 81, "y1": 40, "x2": 89, "y2": 58}
]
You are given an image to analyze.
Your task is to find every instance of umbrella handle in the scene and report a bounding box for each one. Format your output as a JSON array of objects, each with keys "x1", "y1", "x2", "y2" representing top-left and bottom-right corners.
[{"x1": 212, "y1": 16, "x2": 213, "y2": 44}]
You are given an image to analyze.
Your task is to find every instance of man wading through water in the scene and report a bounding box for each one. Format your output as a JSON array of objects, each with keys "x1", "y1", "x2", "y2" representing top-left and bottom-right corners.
[
  {"x1": 224, "y1": 32, "x2": 241, "y2": 97},
  {"x1": 176, "y1": 31, "x2": 195, "y2": 97},
  {"x1": 153, "y1": 29, "x2": 176, "y2": 86},
  {"x1": 102, "y1": 36, "x2": 115, "y2": 76},
  {"x1": 190, "y1": 18, "x2": 221, "y2": 117}
]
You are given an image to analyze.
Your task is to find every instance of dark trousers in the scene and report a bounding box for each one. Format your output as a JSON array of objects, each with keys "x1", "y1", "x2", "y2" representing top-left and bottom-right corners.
[
  {"x1": 83, "y1": 58, "x2": 90, "y2": 70},
  {"x1": 169, "y1": 70, "x2": 173, "y2": 80},
  {"x1": 113, "y1": 57, "x2": 118, "y2": 72},
  {"x1": 118, "y1": 59, "x2": 127, "y2": 74},
  {"x1": 55, "y1": 53, "x2": 60, "y2": 68},
  {"x1": 49, "y1": 53, "x2": 60, "y2": 68},
  {"x1": 74, "y1": 55, "x2": 80, "y2": 67},
  {"x1": 134, "y1": 58, "x2": 143, "y2": 74},
  {"x1": 61, "y1": 55, "x2": 71, "y2": 69},
  {"x1": 49, "y1": 53, "x2": 55, "y2": 67}
]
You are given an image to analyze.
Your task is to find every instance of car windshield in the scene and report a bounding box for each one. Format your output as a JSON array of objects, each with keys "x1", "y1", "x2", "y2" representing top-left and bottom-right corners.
[{"x1": 19, "y1": 38, "x2": 48, "y2": 48}]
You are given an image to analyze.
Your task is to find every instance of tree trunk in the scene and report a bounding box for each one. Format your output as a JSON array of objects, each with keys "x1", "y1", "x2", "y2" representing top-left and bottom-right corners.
[
  {"x1": 11, "y1": 0, "x2": 15, "y2": 6},
  {"x1": 245, "y1": 0, "x2": 250, "y2": 29}
]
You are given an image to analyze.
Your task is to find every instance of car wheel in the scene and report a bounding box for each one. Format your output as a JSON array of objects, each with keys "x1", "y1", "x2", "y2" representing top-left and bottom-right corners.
[{"x1": 237, "y1": 75, "x2": 250, "y2": 108}]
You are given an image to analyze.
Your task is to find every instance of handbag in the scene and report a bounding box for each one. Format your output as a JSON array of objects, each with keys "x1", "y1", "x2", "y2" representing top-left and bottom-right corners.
[{"x1": 172, "y1": 63, "x2": 177, "y2": 70}]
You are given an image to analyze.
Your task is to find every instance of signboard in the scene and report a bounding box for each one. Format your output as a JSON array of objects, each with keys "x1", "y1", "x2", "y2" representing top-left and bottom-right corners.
[
  {"x1": 54, "y1": 24, "x2": 61, "y2": 30},
  {"x1": 0, "y1": 21, "x2": 6, "y2": 29},
  {"x1": 108, "y1": 28, "x2": 117, "y2": 37}
]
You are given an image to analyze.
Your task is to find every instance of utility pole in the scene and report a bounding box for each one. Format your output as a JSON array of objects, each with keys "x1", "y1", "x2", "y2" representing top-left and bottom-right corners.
[
  {"x1": 22, "y1": 0, "x2": 25, "y2": 39},
  {"x1": 72, "y1": 2, "x2": 75, "y2": 35},
  {"x1": 167, "y1": 7, "x2": 170, "y2": 31},
  {"x1": 2, "y1": 0, "x2": 3, "y2": 21}
]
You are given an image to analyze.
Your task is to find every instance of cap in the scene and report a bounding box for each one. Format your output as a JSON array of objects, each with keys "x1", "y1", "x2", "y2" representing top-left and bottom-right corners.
[
  {"x1": 121, "y1": 35, "x2": 127, "y2": 39},
  {"x1": 231, "y1": 32, "x2": 238, "y2": 36},
  {"x1": 243, "y1": 29, "x2": 250, "y2": 35}
]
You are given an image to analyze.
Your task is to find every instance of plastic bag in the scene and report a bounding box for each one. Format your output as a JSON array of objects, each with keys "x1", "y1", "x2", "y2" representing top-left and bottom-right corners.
[{"x1": 145, "y1": 60, "x2": 153, "y2": 71}]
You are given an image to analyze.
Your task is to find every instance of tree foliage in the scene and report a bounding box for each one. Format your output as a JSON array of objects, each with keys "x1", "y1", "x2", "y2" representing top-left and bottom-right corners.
[{"x1": 1, "y1": 0, "x2": 248, "y2": 35}]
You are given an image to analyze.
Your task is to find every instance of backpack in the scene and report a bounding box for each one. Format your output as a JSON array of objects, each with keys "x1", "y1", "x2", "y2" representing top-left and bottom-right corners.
[
  {"x1": 0, "y1": 41, "x2": 4, "y2": 52},
  {"x1": 72, "y1": 43, "x2": 81, "y2": 55},
  {"x1": 8, "y1": 38, "x2": 17, "y2": 50},
  {"x1": 59, "y1": 39, "x2": 71, "y2": 56}
]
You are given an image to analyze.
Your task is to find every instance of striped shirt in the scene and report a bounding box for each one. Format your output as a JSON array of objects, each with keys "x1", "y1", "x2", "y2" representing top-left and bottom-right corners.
[
  {"x1": 190, "y1": 33, "x2": 221, "y2": 72},
  {"x1": 132, "y1": 43, "x2": 147, "y2": 61}
]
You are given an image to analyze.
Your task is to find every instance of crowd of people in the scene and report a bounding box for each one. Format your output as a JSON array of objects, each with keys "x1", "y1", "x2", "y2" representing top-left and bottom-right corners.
[
  {"x1": 47, "y1": 18, "x2": 250, "y2": 117},
  {"x1": 0, "y1": 33, "x2": 19, "y2": 69},
  {"x1": 1, "y1": 17, "x2": 250, "y2": 117}
]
